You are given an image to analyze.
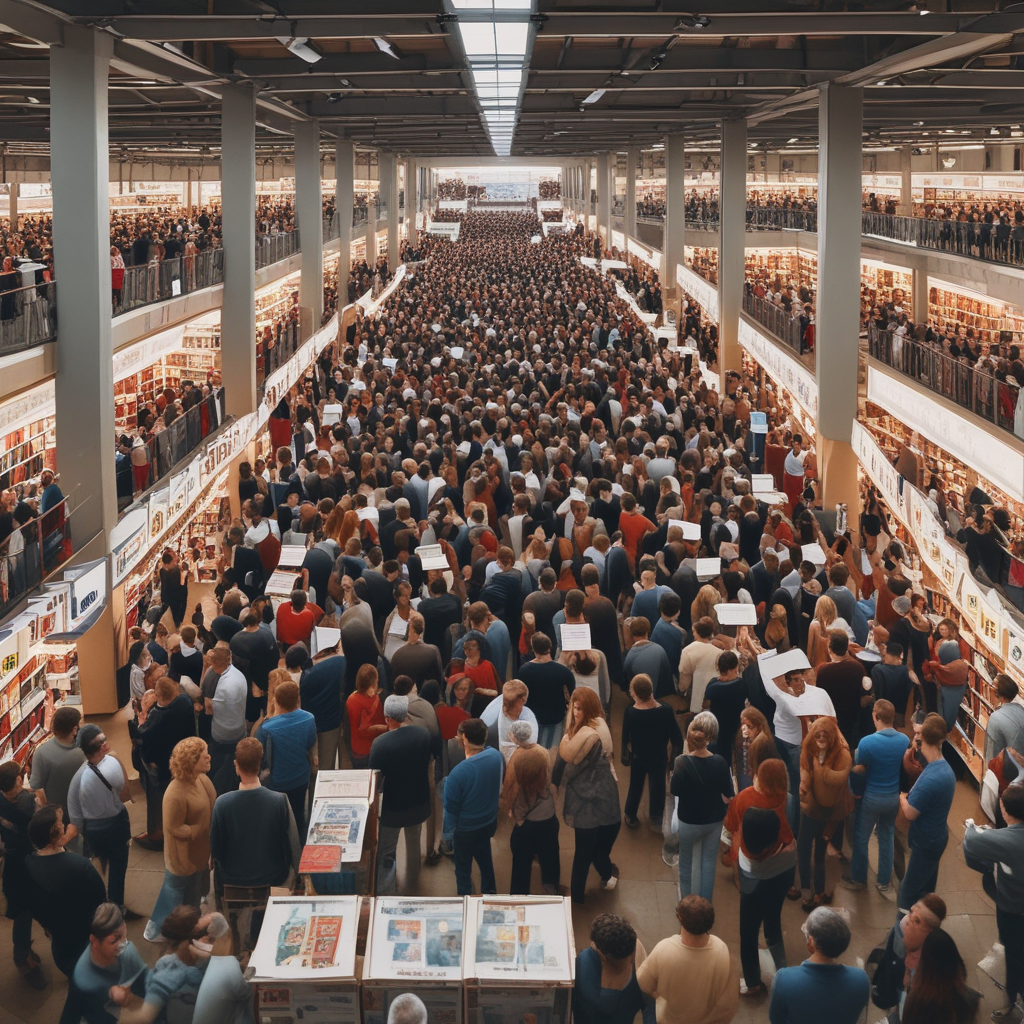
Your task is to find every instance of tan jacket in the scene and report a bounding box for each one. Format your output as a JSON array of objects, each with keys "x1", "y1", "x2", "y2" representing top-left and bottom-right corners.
[{"x1": 162, "y1": 774, "x2": 217, "y2": 876}]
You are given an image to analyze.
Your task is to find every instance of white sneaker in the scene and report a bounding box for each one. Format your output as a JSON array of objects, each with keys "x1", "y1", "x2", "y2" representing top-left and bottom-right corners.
[
  {"x1": 143, "y1": 919, "x2": 162, "y2": 944},
  {"x1": 602, "y1": 875, "x2": 618, "y2": 890}
]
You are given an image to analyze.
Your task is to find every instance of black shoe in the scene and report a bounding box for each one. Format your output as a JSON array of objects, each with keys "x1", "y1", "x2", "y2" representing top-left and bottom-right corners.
[
  {"x1": 121, "y1": 906, "x2": 145, "y2": 922},
  {"x1": 424, "y1": 851, "x2": 443, "y2": 866},
  {"x1": 17, "y1": 962, "x2": 47, "y2": 991},
  {"x1": 133, "y1": 833, "x2": 163, "y2": 851},
  {"x1": 624, "y1": 816, "x2": 640, "y2": 829}
]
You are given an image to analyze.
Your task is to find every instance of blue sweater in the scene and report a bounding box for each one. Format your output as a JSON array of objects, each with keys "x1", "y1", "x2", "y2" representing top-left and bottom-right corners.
[
  {"x1": 769, "y1": 961, "x2": 870, "y2": 1024},
  {"x1": 443, "y1": 746, "x2": 504, "y2": 837}
]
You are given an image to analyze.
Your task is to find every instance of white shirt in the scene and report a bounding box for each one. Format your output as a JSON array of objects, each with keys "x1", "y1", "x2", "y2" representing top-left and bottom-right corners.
[
  {"x1": 768, "y1": 684, "x2": 836, "y2": 746},
  {"x1": 784, "y1": 449, "x2": 806, "y2": 477},
  {"x1": 244, "y1": 519, "x2": 281, "y2": 548},
  {"x1": 68, "y1": 755, "x2": 125, "y2": 829},
  {"x1": 479, "y1": 701, "x2": 539, "y2": 760},
  {"x1": 210, "y1": 664, "x2": 248, "y2": 744}
]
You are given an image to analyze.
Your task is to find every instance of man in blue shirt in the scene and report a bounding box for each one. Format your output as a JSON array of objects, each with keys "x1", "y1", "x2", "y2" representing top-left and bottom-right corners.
[
  {"x1": 843, "y1": 699, "x2": 910, "y2": 893},
  {"x1": 443, "y1": 718, "x2": 504, "y2": 895},
  {"x1": 298, "y1": 646, "x2": 346, "y2": 783},
  {"x1": 254, "y1": 680, "x2": 317, "y2": 835},
  {"x1": 898, "y1": 712, "x2": 956, "y2": 914},
  {"x1": 769, "y1": 907, "x2": 869, "y2": 1024}
]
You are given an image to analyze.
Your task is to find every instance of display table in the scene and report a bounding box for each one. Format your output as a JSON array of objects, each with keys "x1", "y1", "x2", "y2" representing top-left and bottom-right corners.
[
  {"x1": 362, "y1": 896, "x2": 466, "y2": 1024},
  {"x1": 463, "y1": 895, "x2": 576, "y2": 1024}
]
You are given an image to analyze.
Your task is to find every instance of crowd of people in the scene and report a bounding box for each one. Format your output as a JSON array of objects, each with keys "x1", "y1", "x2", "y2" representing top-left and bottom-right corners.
[{"x1": 0, "y1": 208, "x2": 1019, "y2": 1024}]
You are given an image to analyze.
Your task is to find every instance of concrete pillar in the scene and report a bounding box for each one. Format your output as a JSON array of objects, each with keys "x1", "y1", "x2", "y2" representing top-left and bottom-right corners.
[
  {"x1": 407, "y1": 159, "x2": 418, "y2": 246},
  {"x1": 719, "y1": 119, "x2": 747, "y2": 380},
  {"x1": 380, "y1": 152, "x2": 397, "y2": 268},
  {"x1": 899, "y1": 144, "x2": 914, "y2": 217},
  {"x1": 294, "y1": 119, "x2": 323, "y2": 330},
  {"x1": 335, "y1": 138, "x2": 354, "y2": 277},
  {"x1": 221, "y1": 82, "x2": 257, "y2": 419},
  {"x1": 911, "y1": 258, "x2": 929, "y2": 324},
  {"x1": 665, "y1": 134, "x2": 687, "y2": 301},
  {"x1": 625, "y1": 147, "x2": 638, "y2": 241},
  {"x1": 597, "y1": 152, "x2": 612, "y2": 249},
  {"x1": 7, "y1": 182, "x2": 17, "y2": 225},
  {"x1": 816, "y1": 83, "x2": 864, "y2": 522}
]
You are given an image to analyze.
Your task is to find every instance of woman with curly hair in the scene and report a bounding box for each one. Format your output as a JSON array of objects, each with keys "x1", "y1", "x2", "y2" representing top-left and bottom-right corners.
[
  {"x1": 144, "y1": 737, "x2": 216, "y2": 943},
  {"x1": 501, "y1": 739, "x2": 560, "y2": 895}
]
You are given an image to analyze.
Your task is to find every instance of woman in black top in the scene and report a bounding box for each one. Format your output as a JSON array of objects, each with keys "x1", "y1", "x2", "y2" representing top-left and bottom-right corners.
[
  {"x1": 157, "y1": 549, "x2": 188, "y2": 630},
  {"x1": 672, "y1": 712, "x2": 733, "y2": 903}
]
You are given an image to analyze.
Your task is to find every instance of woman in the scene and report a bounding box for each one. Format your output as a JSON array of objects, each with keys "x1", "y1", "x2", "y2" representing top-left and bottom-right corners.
[
  {"x1": 128, "y1": 640, "x2": 153, "y2": 714},
  {"x1": 690, "y1": 585, "x2": 721, "y2": 634},
  {"x1": 501, "y1": 739, "x2": 560, "y2": 895},
  {"x1": 925, "y1": 639, "x2": 970, "y2": 733},
  {"x1": 552, "y1": 687, "x2": 621, "y2": 906},
  {"x1": 446, "y1": 674, "x2": 495, "y2": 719},
  {"x1": 797, "y1": 716, "x2": 852, "y2": 911},
  {"x1": 734, "y1": 707, "x2": 780, "y2": 793},
  {"x1": 573, "y1": 914, "x2": 655, "y2": 1024},
  {"x1": 902, "y1": 929, "x2": 980, "y2": 1024},
  {"x1": 346, "y1": 663, "x2": 387, "y2": 769},
  {"x1": 381, "y1": 579, "x2": 413, "y2": 661},
  {"x1": 110, "y1": 246, "x2": 125, "y2": 310},
  {"x1": 723, "y1": 761, "x2": 796, "y2": 996},
  {"x1": 460, "y1": 637, "x2": 503, "y2": 692},
  {"x1": 561, "y1": 648, "x2": 612, "y2": 714},
  {"x1": 144, "y1": 737, "x2": 216, "y2": 943},
  {"x1": 672, "y1": 713, "x2": 733, "y2": 902},
  {"x1": 142, "y1": 907, "x2": 221, "y2": 1024},
  {"x1": 806, "y1": 597, "x2": 852, "y2": 671}
]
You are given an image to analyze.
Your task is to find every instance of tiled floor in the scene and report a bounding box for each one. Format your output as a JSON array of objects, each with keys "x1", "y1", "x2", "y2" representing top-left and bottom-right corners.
[{"x1": 2, "y1": 685, "x2": 1006, "y2": 1024}]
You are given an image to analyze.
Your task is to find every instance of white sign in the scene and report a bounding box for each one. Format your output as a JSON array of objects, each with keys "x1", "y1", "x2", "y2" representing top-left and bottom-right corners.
[
  {"x1": 426, "y1": 221, "x2": 461, "y2": 240},
  {"x1": 738, "y1": 318, "x2": 818, "y2": 429},
  {"x1": 759, "y1": 648, "x2": 812, "y2": 686},
  {"x1": 278, "y1": 544, "x2": 307, "y2": 568},
  {"x1": 676, "y1": 263, "x2": 719, "y2": 322},
  {"x1": 0, "y1": 379, "x2": 55, "y2": 434},
  {"x1": 801, "y1": 543, "x2": 827, "y2": 566},
  {"x1": 628, "y1": 236, "x2": 662, "y2": 272},
  {"x1": 695, "y1": 557, "x2": 721, "y2": 579},
  {"x1": 752, "y1": 474, "x2": 776, "y2": 493},
  {"x1": 416, "y1": 543, "x2": 449, "y2": 571},
  {"x1": 560, "y1": 623, "x2": 593, "y2": 652},
  {"x1": 110, "y1": 507, "x2": 150, "y2": 586},
  {"x1": 667, "y1": 519, "x2": 701, "y2": 541},
  {"x1": 715, "y1": 603, "x2": 757, "y2": 626}
]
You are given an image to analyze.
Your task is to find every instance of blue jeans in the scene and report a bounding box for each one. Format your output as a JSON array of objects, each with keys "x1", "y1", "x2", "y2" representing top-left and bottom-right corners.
[
  {"x1": 454, "y1": 821, "x2": 497, "y2": 896},
  {"x1": 849, "y1": 791, "x2": 900, "y2": 886},
  {"x1": 898, "y1": 839, "x2": 946, "y2": 914},
  {"x1": 536, "y1": 721, "x2": 564, "y2": 751},
  {"x1": 939, "y1": 684, "x2": 966, "y2": 732},
  {"x1": 677, "y1": 820, "x2": 722, "y2": 902},
  {"x1": 150, "y1": 869, "x2": 203, "y2": 930},
  {"x1": 775, "y1": 738, "x2": 802, "y2": 836}
]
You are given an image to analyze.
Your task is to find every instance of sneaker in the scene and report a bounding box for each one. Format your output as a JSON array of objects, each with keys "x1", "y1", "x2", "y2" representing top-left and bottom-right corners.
[
  {"x1": 739, "y1": 979, "x2": 765, "y2": 996},
  {"x1": 624, "y1": 816, "x2": 640, "y2": 829},
  {"x1": 841, "y1": 875, "x2": 867, "y2": 891},
  {"x1": 602, "y1": 864, "x2": 620, "y2": 890},
  {"x1": 144, "y1": 919, "x2": 162, "y2": 944},
  {"x1": 424, "y1": 850, "x2": 443, "y2": 866},
  {"x1": 876, "y1": 882, "x2": 891, "y2": 894}
]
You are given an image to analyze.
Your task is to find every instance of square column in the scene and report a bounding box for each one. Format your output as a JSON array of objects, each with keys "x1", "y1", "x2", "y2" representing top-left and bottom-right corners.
[
  {"x1": 625, "y1": 147, "x2": 638, "y2": 241},
  {"x1": 664, "y1": 134, "x2": 687, "y2": 301},
  {"x1": 597, "y1": 152, "x2": 612, "y2": 250},
  {"x1": 335, "y1": 139, "x2": 354, "y2": 278},
  {"x1": 294, "y1": 119, "x2": 323, "y2": 329},
  {"x1": 899, "y1": 144, "x2": 914, "y2": 217},
  {"x1": 220, "y1": 82, "x2": 257, "y2": 419},
  {"x1": 381, "y1": 152, "x2": 398, "y2": 269},
  {"x1": 816, "y1": 83, "x2": 864, "y2": 518},
  {"x1": 406, "y1": 159, "x2": 418, "y2": 247},
  {"x1": 719, "y1": 118, "x2": 747, "y2": 379}
]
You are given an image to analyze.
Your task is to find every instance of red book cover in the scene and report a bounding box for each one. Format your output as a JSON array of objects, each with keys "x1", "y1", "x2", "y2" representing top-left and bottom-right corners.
[{"x1": 299, "y1": 844, "x2": 342, "y2": 874}]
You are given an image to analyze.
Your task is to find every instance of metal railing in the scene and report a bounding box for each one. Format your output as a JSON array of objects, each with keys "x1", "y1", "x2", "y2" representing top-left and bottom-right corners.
[
  {"x1": 353, "y1": 206, "x2": 369, "y2": 227},
  {"x1": 0, "y1": 496, "x2": 73, "y2": 618},
  {"x1": 118, "y1": 390, "x2": 226, "y2": 503},
  {"x1": 866, "y1": 324, "x2": 1022, "y2": 440},
  {"x1": 257, "y1": 318, "x2": 302, "y2": 396},
  {"x1": 862, "y1": 212, "x2": 1024, "y2": 269},
  {"x1": 747, "y1": 206, "x2": 817, "y2": 232},
  {"x1": 375, "y1": 200, "x2": 388, "y2": 221},
  {"x1": 117, "y1": 248, "x2": 224, "y2": 316},
  {"x1": 0, "y1": 280, "x2": 56, "y2": 354},
  {"x1": 255, "y1": 230, "x2": 301, "y2": 270},
  {"x1": 323, "y1": 211, "x2": 341, "y2": 242},
  {"x1": 743, "y1": 292, "x2": 808, "y2": 355}
]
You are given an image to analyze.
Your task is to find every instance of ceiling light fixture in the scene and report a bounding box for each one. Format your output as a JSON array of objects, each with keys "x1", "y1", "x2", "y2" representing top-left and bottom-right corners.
[
  {"x1": 582, "y1": 88, "x2": 607, "y2": 104},
  {"x1": 276, "y1": 36, "x2": 324, "y2": 64}
]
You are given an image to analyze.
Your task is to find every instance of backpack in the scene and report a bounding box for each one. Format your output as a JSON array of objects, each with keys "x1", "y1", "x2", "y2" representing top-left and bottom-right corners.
[{"x1": 257, "y1": 532, "x2": 282, "y2": 572}]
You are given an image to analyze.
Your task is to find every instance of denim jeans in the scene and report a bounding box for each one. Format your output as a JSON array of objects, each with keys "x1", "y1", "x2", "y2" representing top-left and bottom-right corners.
[
  {"x1": 150, "y1": 869, "x2": 203, "y2": 930},
  {"x1": 898, "y1": 839, "x2": 946, "y2": 914},
  {"x1": 849, "y1": 791, "x2": 900, "y2": 886},
  {"x1": 939, "y1": 684, "x2": 966, "y2": 732},
  {"x1": 536, "y1": 721, "x2": 564, "y2": 751},
  {"x1": 454, "y1": 821, "x2": 497, "y2": 896},
  {"x1": 677, "y1": 819, "x2": 722, "y2": 903},
  {"x1": 775, "y1": 739, "x2": 802, "y2": 836},
  {"x1": 377, "y1": 821, "x2": 423, "y2": 894}
]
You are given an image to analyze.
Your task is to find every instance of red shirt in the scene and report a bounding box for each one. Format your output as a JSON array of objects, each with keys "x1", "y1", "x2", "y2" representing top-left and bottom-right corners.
[
  {"x1": 619, "y1": 510, "x2": 655, "y2": 568},
  {"x1": 347, "y1": 690, "x2": 386, "y2": 757},
  {"x1": 275, "y1": 601, "x2": 323, "y2": 647}
]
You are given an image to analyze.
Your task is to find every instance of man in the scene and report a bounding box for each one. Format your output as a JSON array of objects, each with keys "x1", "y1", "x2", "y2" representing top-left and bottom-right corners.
[
  {"x1": 636, "y1": 895, "x2": 738, "y2": 1024},
  {"x1": 204, "y1": 644, "x2": 248, "y2": 792},
  {"x1": 871, "y1": 894, "x2": 946, "y2": 1019},
  {"x1": 254, "y1": 680, "x2": 318, "y2": 835},
  {"x1": 388, "y1": 612, "x2": 445, "y2": 690},
  {"x1": 769, "y1": 908, "x2": 869, "y2": 1024},
  {"x1": 650, "y1": 592, "x2": 688, "y2": 690},
  {"x1": 520, "y1": 632, "x2": 575, "y2": 749},
  {"x1": 210, "y1": 738, "x2": 300, "y2": 892},
  {"x1": 418, "y1": 576, "x2": 464, "y2": 654},
  {"x1": 629, "y1": 558, "x2": 671, "y2": 631},
  {"x1": 28, "y1": 705, "x2": 85, "y2": 850},
  {"x1": 843, "y1": 699, "x2": 909, "y2": 894},
  {"x1": 824, "y1": 563, "x2": 869, "y2": 645},
  {"x1": 623, "y1": 617, "x2": 675, "y2": 700},
  {"x1": 580, "y1": 567, "x2": 624, "y2": 686},
  {"x1": 618, "y1": 492, "x2": 654, "y2": 572},
  {"x1": 275, "y1": 589, "x2": 324, "y2": 652},
  {"x1": 368, "y1": 695, "x2": 432, "y2": 894},
  {"x1": 230, "y1": 610, "x2": 280, "y2": 725},
  {"x1": 387, "y1": 993, "x2": 428, "y2": 1024},
  {"x1": 703, "y1": 650, "x2": 747, "y2": 761},
  {"x1": 480, "y1": 679, "x2": 539, "y2": 759},
  {"x1": 766, "y1": 665, "x2": 836, "y2": 802},
  {"x1": 480, "y1": 546, "x2": 527, "y2": 665},
  {"x1": 898, "y1": 712, "x2": 956, "y2": 913},
  {"x1": 963, "y1": 785, "x2": 1024, "y2": 1021},
  {"x1": 814, "y1": 630, "x2": 867, "y2": 751},
  {"x1": 870, "y1": 641, "x2": 915, "y2": 727},
  {"x1": 522, "y1": 567, "x2": 564, "y2": 647},
  {"x1": 443, "y1": 717, "x2": 504, "y2": 896},
  {"x1": 984, "y1": 672, "x2": 1024, "y2": 761},
  {"x1": 678, "y1": 616, "x2": 722, "y2": 711},
  {"x1": 299, "y1": 642, "x2": 347, "y2": 780}
]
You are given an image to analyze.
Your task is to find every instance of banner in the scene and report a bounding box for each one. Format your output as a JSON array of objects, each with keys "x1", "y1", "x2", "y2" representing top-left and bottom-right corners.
[
  {"x1": 739, "y1": 318, "x2": 817, "y2": 428},
  {"x1": 675, "y1": 264, "x2": 719, "y2": 322}
]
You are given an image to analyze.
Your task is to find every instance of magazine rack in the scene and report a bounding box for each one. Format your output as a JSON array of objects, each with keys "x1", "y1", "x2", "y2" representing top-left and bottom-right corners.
[
  {"x1": 462, "y1": 895, "x2": 576, "y2": 1024},
  {"x1": 362, "y1": 896, "x2": 467, "y2": 1024}
]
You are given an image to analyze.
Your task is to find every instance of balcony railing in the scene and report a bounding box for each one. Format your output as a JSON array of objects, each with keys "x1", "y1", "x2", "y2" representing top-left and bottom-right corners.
[
  {"x1": 323, "y1": 212, "x2": 341, "y2": 242},
  {"x1": 255, "y1": 230, "x2": 301, "y2": 271},
  {"x1": 0, "y1": 497, "x2": 73, "y2": 618},
  {"x1": 862, "y1": 211, "x2": 1024, "y2": 269},
  {"x1": 0, "y1": 281, "x2": 56, "y2": 354},
  {"x1": 354, "y1": 206, "x2": 369, "y2": 227},
  {"x1": 743, "y1": 292, "x2": 809, "y2": 356},
  {"x1": 257, "y1": 318, "x2": 302, "y2": 396},
  {"x1": 747, "y1": 207, "x2": 817, "y2": 232},
  {"x1": 117, "y1": 248, "x2": 224, "y2": 316}
]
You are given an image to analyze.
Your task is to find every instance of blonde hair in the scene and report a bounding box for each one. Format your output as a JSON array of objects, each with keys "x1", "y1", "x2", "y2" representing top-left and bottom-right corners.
[
  {"x1": 169, "y1": 737, "x2": 208, "y2": 784},
  {"x1": 267, "y1": 667, "x2": 291, "y2": 717},
  {"x1": 813, "y1": 595, "x2": 837, "y2": 630},
  {"x1": 691, "y1": 585, "x2": 720, "y2": 630}
]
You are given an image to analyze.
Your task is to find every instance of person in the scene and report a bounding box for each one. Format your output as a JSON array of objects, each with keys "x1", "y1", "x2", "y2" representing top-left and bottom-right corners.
[
  {"x1": 254, "y1": 679, "x2": 318, "y2": 834},
  {"x1": 144, "y1": 737, "x2": 216, "y2": 943},
  {"x1": 623, "y1": 616, "x2": 675, "y2": 700},
  {"x1": 387, "y1": 993, "x2": 428, "y2": 1024},
  {"x1": 230, "y1": 610, "x2": 281, "y2": 725},
  {"x1": 369, "y1": 694, "x2": 433, "y2": 893},
  {"x1": 500, "y1": 734, "x2": 560, "y2": 895},
  {"x1": 553, "y1": 687, "x2": 621, "y2": 905},
  {"x1": 0, "y1": 760, "x2": 46, "y2": 989},
  {"x1": 703, "y1": 650, "x2": 747, "y2": 762},
  {"x1": 443, "y1": 717, "x2": 504, "y2": 895},
  {"x1": 210, "y1": 737, "x2": 300, "y2": 891},
  {"x1": 796, "y1": 716, "x2": 852, "y2": 911},
  {"x1": 389, "y1": 611, "x2": 445, "y2": 689},
  {"x1": 813, "y1": 630, "x2": 866, "y2": 752},
  {"x1": 963, "y1": 784, "x2": 1024, "y2": 1021},
  {"x1": 480, "y1": 678, "x2": 539, "y2": 759},
  {"x1": 621, "y1": 673, "x2": 683, "y2": 829},
  {"x1": 192, "y1": 913, "x2": 250, "y2": 1024},
  {"x1": 899, "y1": 712, "x2": 956, "y2": 913},
  {"x1": 298, "y1": 644, "x2": 347, "y2": 780},
  {"x1": 64, "y1": 904, "x2": 151, "y2": 1024},
  {"x1": 734, "y1": 707, "x2": 780, "y2": 792},
  {"x1": 203, "y1": 643, "x2": 248, "y2": 790},
  {"x1": 871, "y1": 894, "x2": 947, "y2": 1018},
  {"x1": 28, "y1": 705, "x2": 85, "y2": 851},
  {"x1": 574, "y1": 914, "x2": 655, "y2": 1024},
  {"x1": 347, "y1": 663, "x2": 388, "y2": 769},
  {"x1": 673, "y1": 713, "x2": 733, "y2": 903},
  {"x1": 843, "y1": 698, "x2": 909, "y2": 893},
  {"x1": 520, "y1": 631, "x2": 575, "y2": 749},
  {"x1": 768, "y1": 907, "x2": 870, "y2": 1024},
  {"x1": 870, "y1": 641, "x2": 914, "y2": 727},
  {"x1": 984, "y1": 672, "x2": 1024, "y2": 762},
  {"x1": 679, "y1": 616, "x2": 721, "y2": 711},
  {"x1": 925, "y1": 639, "x2": 969, "y2": 732},
  {"x1": 25, "y1": 804, "x2": 106, "y2": 977},
  {"x1": 139, "y1": 906, "x2": 216, "y2": 1023},
  {"x1": 275, "y1": 589, "x2": 323, "y2": 651},
  {"x1": 67, "y1": 724, "x2": 133, "y2": 915},
  {"x1": 901, "y1": 930, "x2": 980, "y2": 1024}
]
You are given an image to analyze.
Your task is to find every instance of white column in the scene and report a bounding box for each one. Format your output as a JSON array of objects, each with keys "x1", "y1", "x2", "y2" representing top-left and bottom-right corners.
[
  {"x1": 816, "y1": 83, "x2": 864, "y2": 521},
  {"x1": 625, "y1": 147, "x2": 638, "y2": 242},
  {"x1": 50, "y1": 27, "x2": 117, "y2": 547},
  {"x1": 7, "y1": 182, "x2": 17, "y2": 224},
  {"x1": 899, "y1": 144, "x2": 914, "y2": 217},
  {"x1": 379, "y1": 152, "x2": 396, "y2": 267},
  {"x1": 597, "y1": 152, "x2": 612, "y2": 249},
  {"x1": 335, "y1": 139, "x2": 354, "y2": 276},
  {"x1": 294, "y1": 119, "x2": 323, "y2": 329},
  {"x1": 719, "y1": 119, "x2": 747, "y2": 379},
  {"x1": 220, "y1": 82, "x2": 258, "y2": 419},
  {"x1": 407, "y1": 159, "x2": 418, "y2": 246},
  {"x1": 665, "y1": 134, "x2": 687, "y2": 300}
]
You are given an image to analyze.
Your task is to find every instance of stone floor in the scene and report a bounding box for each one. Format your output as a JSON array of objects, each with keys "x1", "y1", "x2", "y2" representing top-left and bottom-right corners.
[{"x1": 1, "y1": 680, "x2": 1006, "y2": 1024}]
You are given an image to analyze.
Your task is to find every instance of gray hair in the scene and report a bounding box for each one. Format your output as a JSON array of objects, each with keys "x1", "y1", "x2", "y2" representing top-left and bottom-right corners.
[
  {"x1": 508, "y1": 720, "x2": 534, "y2": 745},
  {"x1": 802, "y1": 907, "x2": 851, "y2": 959},
  {"x1": 689, "y1": 710, "x2": 720, "y2": 743},
  {"x1": 383, "y1": 694, "x2": 409, "y2": 722},
  {"x1": 387, "y1": 994, "x2": 428, "y2": 1024}
]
